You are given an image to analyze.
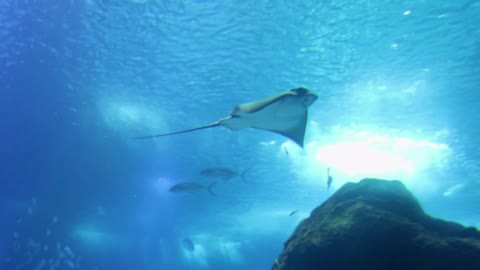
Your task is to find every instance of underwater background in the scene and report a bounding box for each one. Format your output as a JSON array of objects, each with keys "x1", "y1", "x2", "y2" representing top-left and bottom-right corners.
[{"x1": 1, "y1": 0, "x2": 480, "y2": 269}]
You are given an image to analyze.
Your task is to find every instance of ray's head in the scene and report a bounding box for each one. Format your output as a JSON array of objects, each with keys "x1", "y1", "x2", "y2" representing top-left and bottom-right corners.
[{"x1": 292, "y1": 87, "x2": 317, "y2": 107}]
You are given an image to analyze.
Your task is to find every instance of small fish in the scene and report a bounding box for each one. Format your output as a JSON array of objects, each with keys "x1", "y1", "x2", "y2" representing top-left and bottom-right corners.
[
  {"x1": 289, "y1": 210, "x2": 298, "y2": 216},
  {"x1": 327, "y1": 168, "x2": 333, "y2": 195},
  {"x1": 200, "y1": 167, "x2": 251, "y2": 182},
  {"x1": 170, "y1": 182, "x2": 218, "y2": 196},
  {"x1": 284, "y1": 146, "x2": 289, "y2": 156},
  {"x1": 181, "y1": 238, "x2": 195, "y2": 252},
  {"x1": 442, "y1": 183, "x2": 466, "y2": 197}
]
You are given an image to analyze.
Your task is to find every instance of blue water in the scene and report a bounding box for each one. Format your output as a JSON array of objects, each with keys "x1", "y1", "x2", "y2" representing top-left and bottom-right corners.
[{"x1": 1, "y1": 1, "x2": 480, "y2": 269}]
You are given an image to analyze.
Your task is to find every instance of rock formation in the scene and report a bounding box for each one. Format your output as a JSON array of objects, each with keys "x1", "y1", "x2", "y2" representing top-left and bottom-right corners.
[{"x1": 272, "y1": 178, "x2": 480, "y2": 270}]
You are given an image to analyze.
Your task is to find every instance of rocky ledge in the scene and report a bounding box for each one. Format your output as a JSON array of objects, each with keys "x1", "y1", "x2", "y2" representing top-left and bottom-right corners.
[{"x1": 272, "y1": 178, "x2": 480, "y2": 270}]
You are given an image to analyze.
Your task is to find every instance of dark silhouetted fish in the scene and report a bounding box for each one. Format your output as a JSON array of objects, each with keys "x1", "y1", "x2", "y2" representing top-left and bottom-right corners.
[
  {"x1": 200, "y1": 167, "x2": 251, "y2": 182},
  {"x1": 181, "y1": 238, "x2": 195, "y2": 252},
  {"x1": 170, "y1": 182, "x2": 218, "y2": 196},
  {"x1": 289, "y1": 210, "x2": 299, "y2": 216},
  {"x1": 327, "y1": 168, "x2": 333, "y2": 195}
]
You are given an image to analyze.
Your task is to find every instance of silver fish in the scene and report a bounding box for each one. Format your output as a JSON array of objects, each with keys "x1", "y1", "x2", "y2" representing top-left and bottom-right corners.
[
  {"x1": 170, "y1": 182, "x2": 217, "y2": 196},
  {"x1": 200, "y1": 167, "x2": 251, "y2": 182}
]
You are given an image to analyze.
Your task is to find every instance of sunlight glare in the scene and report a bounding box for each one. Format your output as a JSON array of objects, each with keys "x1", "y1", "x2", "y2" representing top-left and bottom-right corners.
[
  {"x1": 294, "y1": 128, "x2": 451, "y2": 196},
  {"x1": 97, "y1": 93, "x2": 167, "y2": 137},
  {"x1": 316, "y1": 141, "x2": 414, "y2": 176},
  {"x1": 314, "y1": 132, "x2": 448, "y2": 179},
  {"x1": 72, "y1": 225, "x2": 113, "y2": 249}
]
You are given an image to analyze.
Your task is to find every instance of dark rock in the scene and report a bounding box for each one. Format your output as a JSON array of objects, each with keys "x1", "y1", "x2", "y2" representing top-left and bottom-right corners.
[{"x1": 272, "y1": 178, "x2": 480, "y2": 270}]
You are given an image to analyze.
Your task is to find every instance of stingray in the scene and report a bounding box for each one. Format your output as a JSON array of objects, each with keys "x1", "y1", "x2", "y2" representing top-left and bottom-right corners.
[{"x1": 133, "y1": 87, "x2": 318, "y2": 147}]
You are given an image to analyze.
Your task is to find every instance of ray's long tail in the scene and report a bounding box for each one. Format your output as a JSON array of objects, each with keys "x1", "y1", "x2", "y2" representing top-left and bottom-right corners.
[{"x1": 132, "y1": 122, "x2": 221, "y2": 139}]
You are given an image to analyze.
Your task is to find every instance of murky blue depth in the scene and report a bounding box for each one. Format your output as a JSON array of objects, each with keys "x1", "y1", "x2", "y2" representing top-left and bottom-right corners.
[{"x1": 1, "y1": 1, "x2": 480, "y2": 269}]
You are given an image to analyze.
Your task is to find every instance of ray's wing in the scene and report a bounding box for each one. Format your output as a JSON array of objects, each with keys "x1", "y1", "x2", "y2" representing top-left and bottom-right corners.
[
  {"x1": 223, "y1": 90, "x2": 310, "y2": 147},
  {"x1": 264, "y1": 110, "x2": 308, "y2": 147},
  {"x1": 231, "y1": 91, "x2": 296, "y2": 115}
]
